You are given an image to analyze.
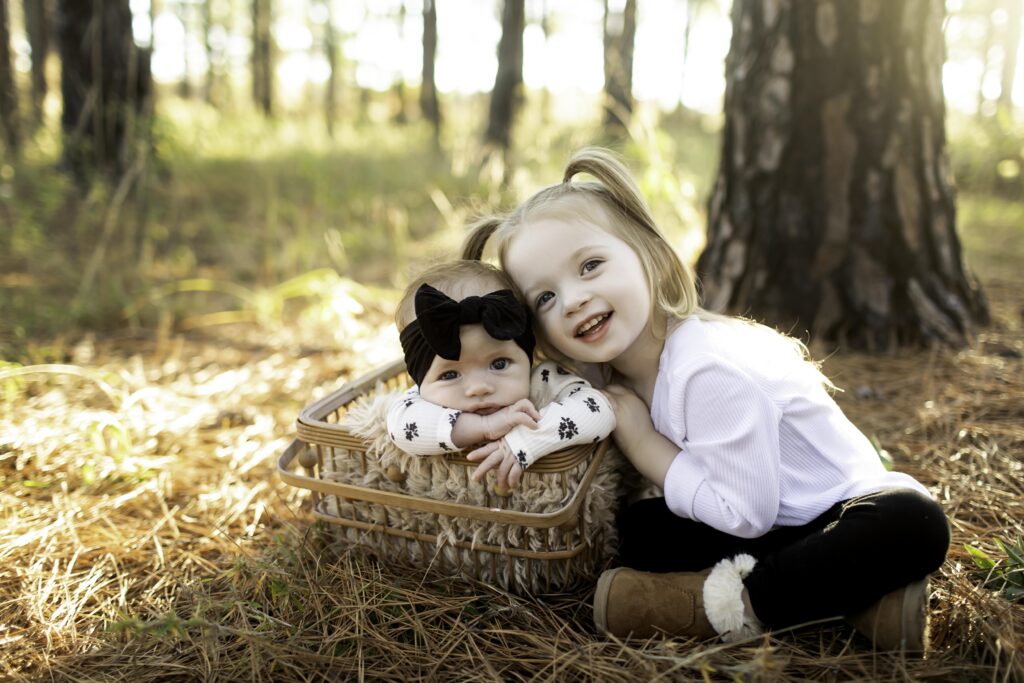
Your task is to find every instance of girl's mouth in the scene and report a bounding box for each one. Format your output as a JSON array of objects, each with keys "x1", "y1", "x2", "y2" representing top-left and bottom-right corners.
[
  {"x1": 472, "y1": 404, "x2": 502, "y2": 416},
  {"x1": 575, "y1": 313, "x2": 611, "y2": 339}
]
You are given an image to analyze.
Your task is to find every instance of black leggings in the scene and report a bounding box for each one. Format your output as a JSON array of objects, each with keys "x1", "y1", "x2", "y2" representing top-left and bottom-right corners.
[{"x1": 617, "y1": 488, "x2": 950, "y2": 629}]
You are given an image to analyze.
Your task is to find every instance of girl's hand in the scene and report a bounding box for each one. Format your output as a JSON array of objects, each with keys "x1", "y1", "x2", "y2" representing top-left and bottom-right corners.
[
  {"x1": 602, "y1": 384, "x2": 677, "y2": 488},
  {"x1": 480, "y1": 398, "x2": 541, "y2": 441},
  {"x1": 602, "y1": 384, "x2": 657, "y2": 444},
  {"x1": 467, "y1": 439, "x2": 525, "y2": 490}
]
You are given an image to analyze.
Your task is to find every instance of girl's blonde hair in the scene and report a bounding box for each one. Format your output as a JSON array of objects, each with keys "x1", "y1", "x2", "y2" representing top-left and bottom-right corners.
[
  {"x1": 463, "y1": 148, "x2": 701, "y2": 322},
  {"x1": 462, "y1": 148, "x2": 830, "y2": 383},
  {"x1": 396, "y1": 259, "x2": 518, "y2": 331}
]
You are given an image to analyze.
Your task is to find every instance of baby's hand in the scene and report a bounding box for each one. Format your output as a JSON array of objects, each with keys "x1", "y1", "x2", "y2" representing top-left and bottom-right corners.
[
  {"x1": 467, "y1": 439, "x2": 525, "y2": 490},
  {"x1": 480, "y1": 398, "x2": 540, "y2": 441}
]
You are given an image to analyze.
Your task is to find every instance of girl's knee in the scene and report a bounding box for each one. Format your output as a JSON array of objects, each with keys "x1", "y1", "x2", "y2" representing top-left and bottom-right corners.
[{"x1": 883, "y1": 489, "x2": 950, "y2": 571}]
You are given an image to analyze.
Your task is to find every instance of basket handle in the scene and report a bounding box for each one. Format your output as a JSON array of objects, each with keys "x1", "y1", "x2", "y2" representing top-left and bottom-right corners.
[{"x1": 278, "y1": 438, "x2": 607, "y2": 530}]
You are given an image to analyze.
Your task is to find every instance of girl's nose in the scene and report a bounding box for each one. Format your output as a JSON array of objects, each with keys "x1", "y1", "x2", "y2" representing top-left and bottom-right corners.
[
  {"x1": 465, "y1": 375, "x2": 494, "y2": 397},
  {"x1": 562, "y1": 288, "x2": 591, "y2": 316}
]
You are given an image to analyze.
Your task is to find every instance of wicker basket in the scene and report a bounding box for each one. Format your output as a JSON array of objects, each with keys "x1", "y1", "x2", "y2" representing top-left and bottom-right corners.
[{"x1": 278, "y1": 358, "x2": 624, "y2": 593}]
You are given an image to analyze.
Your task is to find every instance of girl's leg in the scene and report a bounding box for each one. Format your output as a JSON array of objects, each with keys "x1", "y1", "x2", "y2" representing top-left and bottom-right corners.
[
  {"x1": 617, "y1": 488, "x2": 950, "y2": 629},
  {"x1": 741, "y1": 488, "x2": 950, "y2": 629},
  {"x1": 617, "y1": 496, "x2": 839, "y2": 573}
]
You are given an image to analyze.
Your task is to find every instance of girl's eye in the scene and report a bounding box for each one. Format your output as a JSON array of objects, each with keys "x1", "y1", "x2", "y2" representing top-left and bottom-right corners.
[
  {"x1": 536, "y1": 291, "x2": 554, "y2": 308},
  {"x1": 438, "y1": 370, "x2": 459, "y2": 381},
  {"x1": 490, "y1": 357, "x2": 511, "y2": 371},
  {"x1": 582, "y1": 258, "x2": 603, "y2": 273}
]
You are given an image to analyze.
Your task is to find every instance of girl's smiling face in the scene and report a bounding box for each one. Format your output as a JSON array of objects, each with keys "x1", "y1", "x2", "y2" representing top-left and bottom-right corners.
[{"x1": 505, "y1": 216, "x2": 653, "y2": 366}]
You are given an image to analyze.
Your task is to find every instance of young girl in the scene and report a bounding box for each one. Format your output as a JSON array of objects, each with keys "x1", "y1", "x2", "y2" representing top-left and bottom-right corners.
[
  {"x1": 462, "y1": 148, "x2": 950, "y2": 650},
  {"x1": 387, "y1": 260, "x2": 615, "y2": 490}
]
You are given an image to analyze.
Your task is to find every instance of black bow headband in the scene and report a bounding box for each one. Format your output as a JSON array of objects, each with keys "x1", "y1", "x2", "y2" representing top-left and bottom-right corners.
[{"x1": 399, "y1": 284, "x2": 535, "y2": 386}]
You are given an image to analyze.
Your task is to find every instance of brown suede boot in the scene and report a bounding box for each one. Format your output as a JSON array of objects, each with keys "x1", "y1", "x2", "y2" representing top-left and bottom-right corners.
[
  {"x1": 845, "y1": 578, "x2": 929, "y2": 653},
  {"x1": 593, "y1": 567, "x2": 717, "y2": 639}
]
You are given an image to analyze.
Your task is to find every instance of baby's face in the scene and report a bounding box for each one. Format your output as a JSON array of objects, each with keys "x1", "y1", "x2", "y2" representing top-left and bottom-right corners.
[{"x1": 419, "y1": 324, "x2": 531, "y2": 414}]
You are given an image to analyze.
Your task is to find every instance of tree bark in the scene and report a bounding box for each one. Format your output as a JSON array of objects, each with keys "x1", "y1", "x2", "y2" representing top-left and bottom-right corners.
[
  {"x1": 484, "y1": 0, "x2": 525, "y2": 151},
  {"x1": 0, "y1": 0, "x2": 18, "y2": 155},
  {"x1": 251, "y1": 0, "x2": 272, "y2": 116},
  {"x1": 699, "y1": 0, "x2": 988, "y2": 350},
  {"x1": 23, "y1": 0, "x2": 50, "y2": 125},
  {"x1": 603, "y1": 0, "x2": 637, "y2": 137},
  {"x1": 56, "y1": 0, "x2": 151, "y2": 179},
  {"x1": 420, "y1": 0, "x2": 440, "y2": 141}
]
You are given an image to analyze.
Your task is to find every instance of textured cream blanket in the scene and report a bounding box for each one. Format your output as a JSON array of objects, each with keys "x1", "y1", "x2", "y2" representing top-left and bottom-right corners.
[{"x1": 315, "y1": 390, "x2": 644, "y2": 592}]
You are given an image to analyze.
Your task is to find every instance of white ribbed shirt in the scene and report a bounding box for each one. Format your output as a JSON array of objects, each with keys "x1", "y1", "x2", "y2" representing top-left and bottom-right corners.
[{"x1": 656, "y1": 316, "x2": 930, "y2": 539}]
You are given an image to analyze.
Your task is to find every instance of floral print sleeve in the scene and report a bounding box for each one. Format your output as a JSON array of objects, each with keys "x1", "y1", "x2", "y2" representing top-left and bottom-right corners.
[
  {"x1": 504, "y1": 362, "x2": 616, "y2": 469},
  {"x1": 385, "y1": 387, "x2": 462, "y2": 456}
]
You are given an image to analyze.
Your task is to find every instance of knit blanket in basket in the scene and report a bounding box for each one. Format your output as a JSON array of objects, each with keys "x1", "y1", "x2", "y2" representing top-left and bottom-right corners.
[{"x1": 316, "y1": 390, "x2": 638, "y2": 592}]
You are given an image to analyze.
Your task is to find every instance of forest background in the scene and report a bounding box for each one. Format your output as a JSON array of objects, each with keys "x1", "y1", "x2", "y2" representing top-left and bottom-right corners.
[{"x1": 0, "y1": 0, "x2": 1022, "y2": 680}]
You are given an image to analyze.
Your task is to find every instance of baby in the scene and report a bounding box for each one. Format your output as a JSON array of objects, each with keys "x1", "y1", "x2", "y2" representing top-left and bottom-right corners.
[{"x1": 387, "y1": 260, "x2": 615, "y2": 489}]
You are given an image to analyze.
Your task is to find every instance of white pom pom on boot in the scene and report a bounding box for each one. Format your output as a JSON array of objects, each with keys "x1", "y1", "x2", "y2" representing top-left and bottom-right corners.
[{"x1": 703, "y1": 553, "x2": 765, "y2": 643}]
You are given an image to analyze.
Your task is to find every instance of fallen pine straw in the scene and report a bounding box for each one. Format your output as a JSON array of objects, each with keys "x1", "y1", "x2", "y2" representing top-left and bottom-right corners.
[{"x1": 1, "y1": 288, "x2": 1022, "y2": 681}]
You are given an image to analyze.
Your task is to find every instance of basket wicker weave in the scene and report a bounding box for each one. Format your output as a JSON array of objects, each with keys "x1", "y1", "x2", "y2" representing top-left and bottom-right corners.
[{"x1": 278, "y1": 358, "x2": 625, "y2": 593}]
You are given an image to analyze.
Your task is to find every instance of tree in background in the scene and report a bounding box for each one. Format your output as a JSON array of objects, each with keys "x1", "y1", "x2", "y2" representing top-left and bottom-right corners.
[
  {"x1": 699, "y1": 0, "x2": 988, "y2": 350},
  {"x1": 251, "y1": 0, "x2": 273, "y2": 116},
  {"x1": 23, "y1": 0, "x2": 50, "y2": 126},
  {"x1": 177, "y1": 0, "x2": 194, "y2": 98},
  {"x1": 484, "y1": 0, "x2": 525, "y2": 153},
  {"x1": 324, "y1": 0, "x2": 338, "y2": 137},
  {"x1": 999, "y1": 0, "x2": 1022, "y2": 115},
  {"x1": 56, "y1": 0, "x2": 151, "y2": 180},
  {"x1": 392, "y1": 1, "x2": 409, "y2": 124},
  {"x1": 602, "y1": 0, "x2": 636, "y2": 138},
  {"x1": 0, "y1": 0, "x2": 18, "y2": 156},
  {"x1": 421, "y1": 0, "x2": 440, "y2": 142}
]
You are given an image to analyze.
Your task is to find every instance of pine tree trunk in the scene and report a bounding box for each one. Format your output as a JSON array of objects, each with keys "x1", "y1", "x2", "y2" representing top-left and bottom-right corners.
[
  {"x1": 420, "y1": 0, "x2": 440, "y2": 141},
  {"x1": 56, "y1": 0, "x2": 151, "y2": 179},
  {"x1": 392, "y1": 1, "x2": 408, "y2": 124},
  {"x1": 603, "y1": 0, "x2": 636, "y2": 137},
  {"x1": 484, "y1": 0, "x2": 525, "y2": 151},
  {"x1": 0, "y1": 0, "x2": 18, "y2": 155},
  {"x1": 699, "y1": 0, "x2": 988, "y2": 350},
  {"x1": 23, "y1": 0, "x2": 49, "y2": 125},
  {"x1": 178, "y1": 2, "x2": 192, "y2": 98},
  {"x1": 251, "y1": 0, "x2": 272, "y2": 116},
  {"x1": 203, "y1": 0, "x2": 216, "y2": 104},
  {"x1": 324, "y1": 1, "x2": 337, "y2": 137}
]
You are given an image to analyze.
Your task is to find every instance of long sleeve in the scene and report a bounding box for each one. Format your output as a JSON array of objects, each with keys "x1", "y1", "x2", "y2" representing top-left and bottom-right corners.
[
  {"x1": 660, "y1": 356, "x2": 781, "y2": 538},
  {"x1": 385, "y1": 387, "x2": 461, "y2": 456},
  {"x1": 503, "y1": 362, "x2": 616, "y2": 469}
]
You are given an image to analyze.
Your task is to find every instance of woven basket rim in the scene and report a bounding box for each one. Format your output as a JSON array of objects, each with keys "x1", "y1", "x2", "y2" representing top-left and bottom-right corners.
[{"x1": 296, "y1": 358, "x2": 594, "y2": 473}]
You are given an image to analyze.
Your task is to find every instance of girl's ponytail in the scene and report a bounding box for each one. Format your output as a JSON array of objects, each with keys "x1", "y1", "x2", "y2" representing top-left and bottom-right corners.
[
  {"x1": 461, "y1": 215, "x2": 504, "y2": 261},
  {"x1": 563, "y1": 148, "x2": 660, "y2": 236}
]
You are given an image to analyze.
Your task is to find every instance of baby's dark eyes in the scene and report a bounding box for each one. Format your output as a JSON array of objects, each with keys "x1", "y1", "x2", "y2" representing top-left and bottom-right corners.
[
  {"x1": 490, "y1": 357, "x2": 511, "y2": 370},
  {"x1": 437, "y1": 370, "x2": 459, "y2": 381},
  {"x1": 582, "y1": 258, "x2": 603, "y2": 273},
  {"x1": 535, "y1": 291, "x2": 554, "y2": 308}
]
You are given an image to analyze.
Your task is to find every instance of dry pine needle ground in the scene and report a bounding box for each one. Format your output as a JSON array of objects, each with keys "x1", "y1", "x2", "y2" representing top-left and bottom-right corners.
[{"x1": 1, "y1": 276, "x2": 1022, "y2": 681}]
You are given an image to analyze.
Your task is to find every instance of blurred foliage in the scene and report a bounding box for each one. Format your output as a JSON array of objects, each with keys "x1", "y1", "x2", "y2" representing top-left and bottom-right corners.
[
  {"x1": 3, "y1": 91, "x2": 1022, "y2": 363},
  {"x1": 949, "y1": 111, "x2": 1024, "y2": 199},
  {"x1": 0, "y1": 97, "x2": 716, "y2": 362}
]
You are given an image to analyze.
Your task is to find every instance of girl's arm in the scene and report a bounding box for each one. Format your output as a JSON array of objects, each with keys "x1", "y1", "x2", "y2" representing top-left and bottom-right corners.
[
  {"x1": 386, "y1": 388, "x2": 540, "y2": 456},
  {"x1": 659, "y1": 358, "x2": 782, "y2": 538}
]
